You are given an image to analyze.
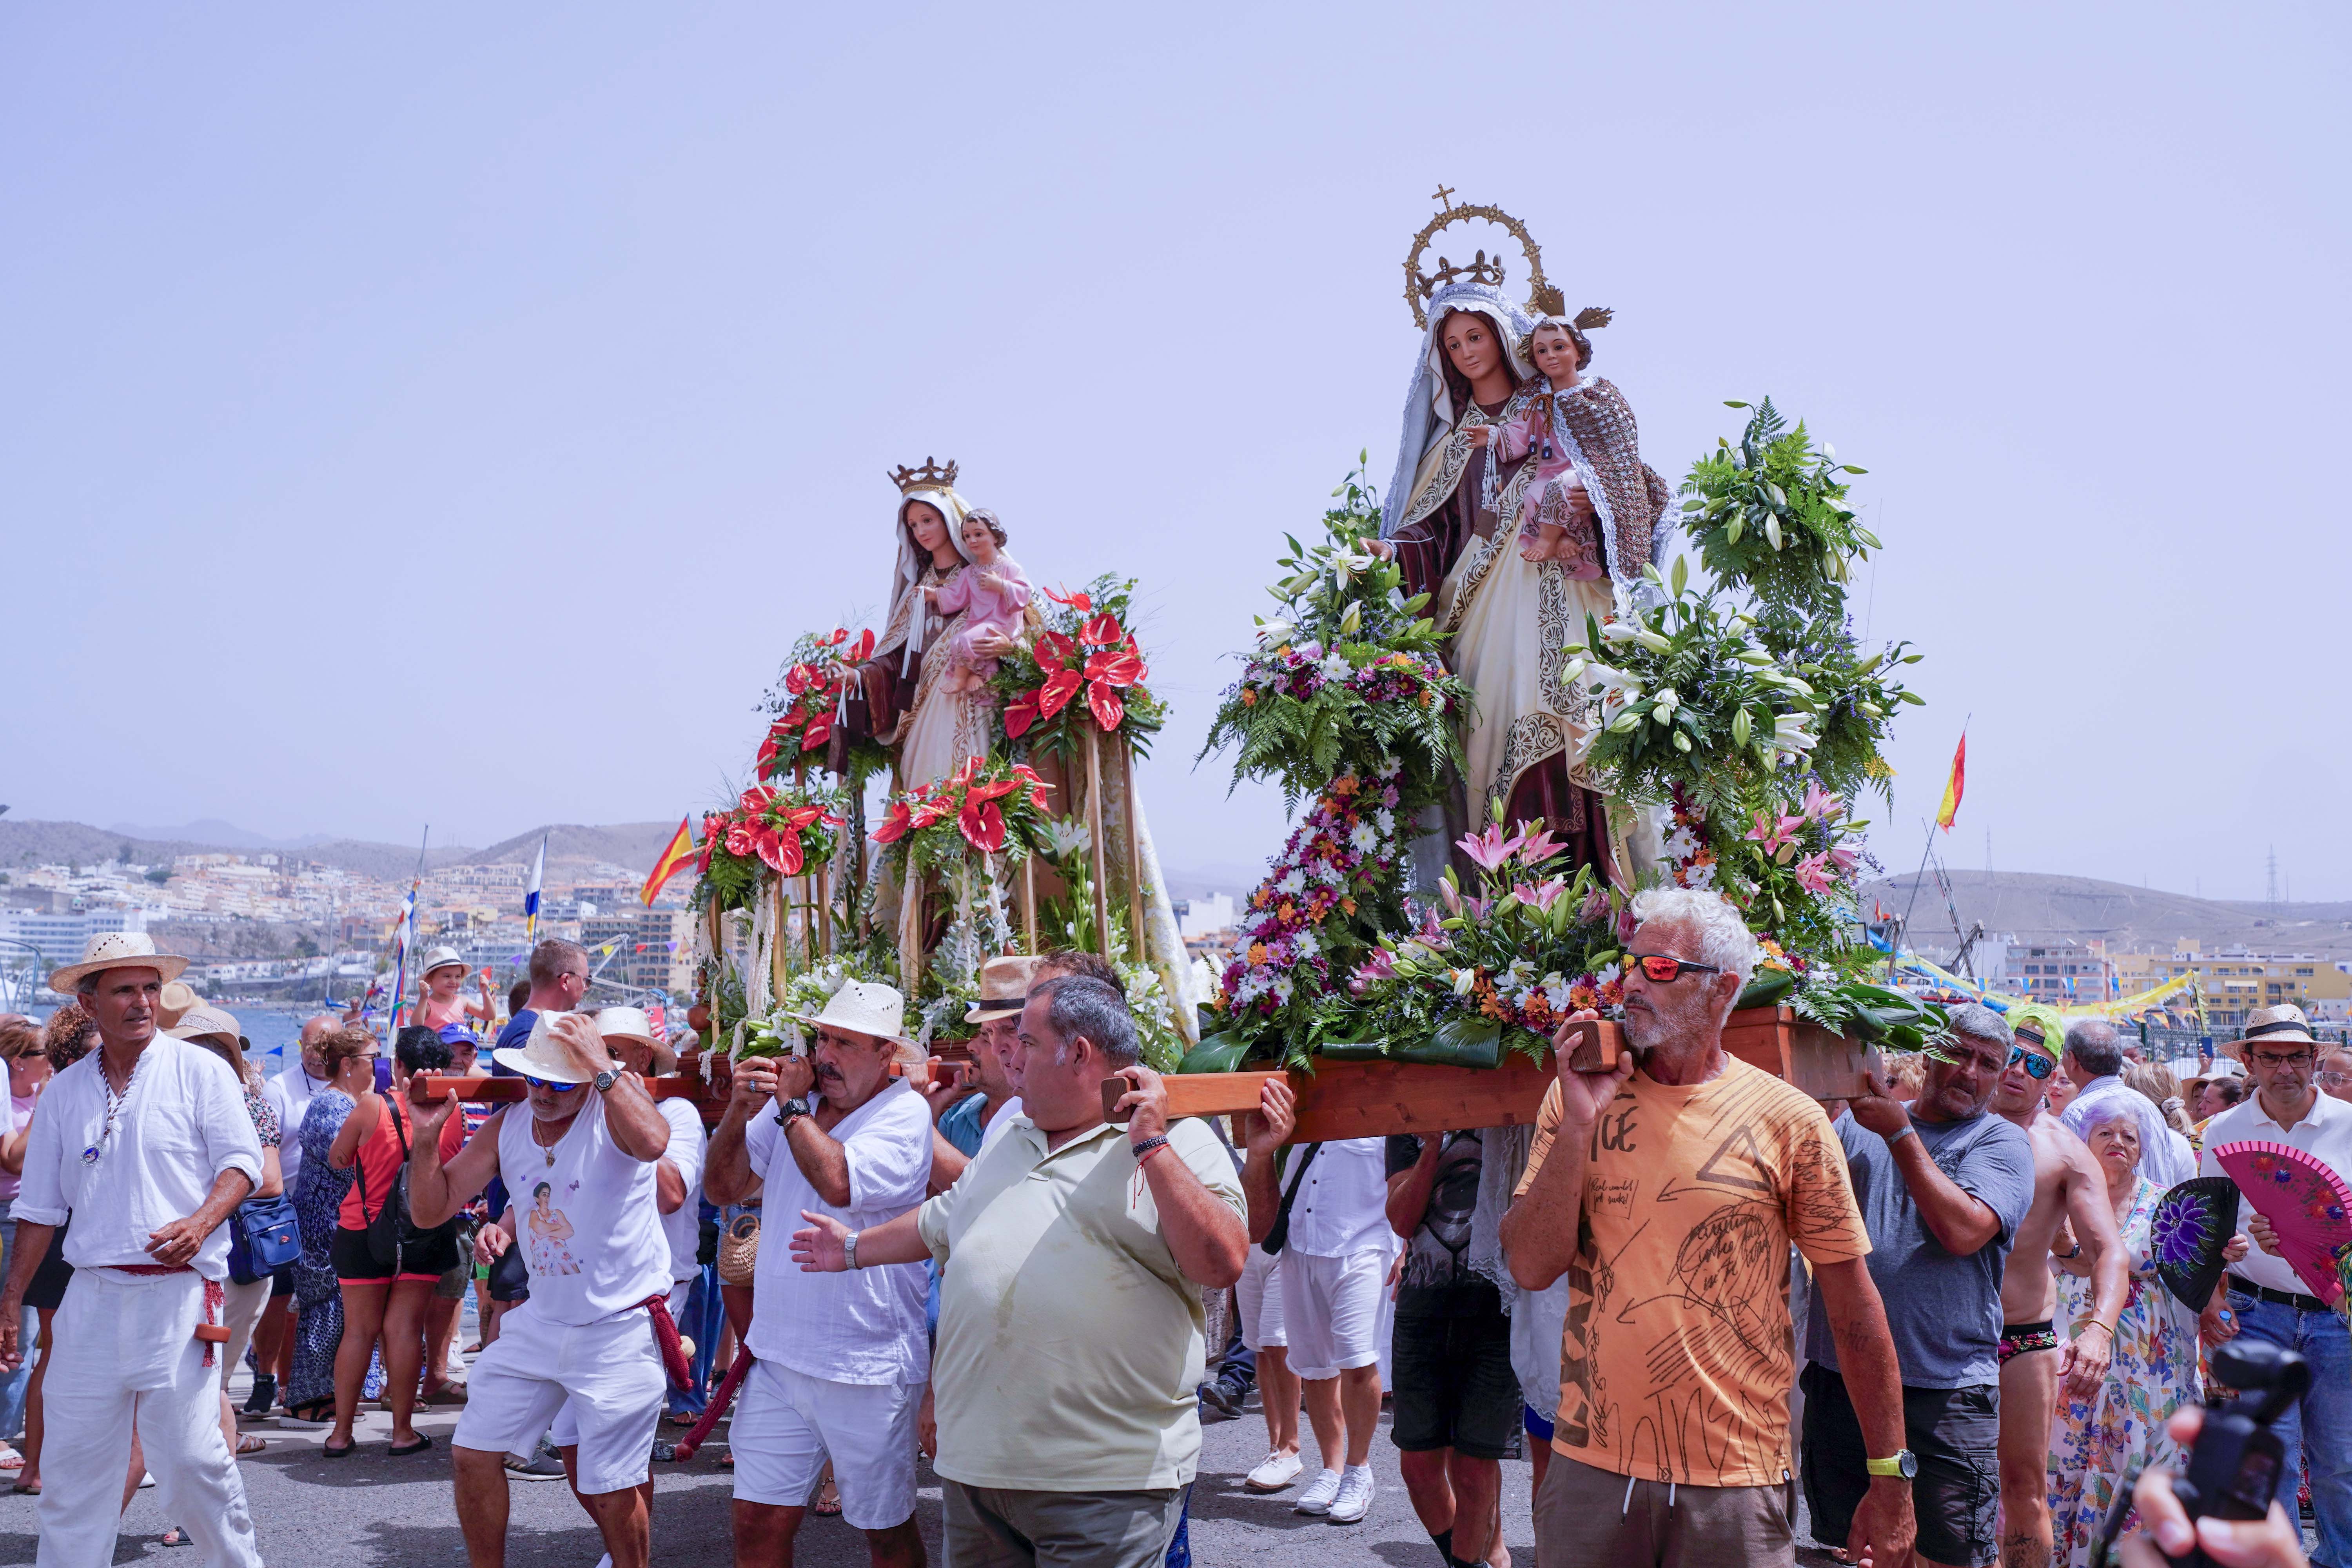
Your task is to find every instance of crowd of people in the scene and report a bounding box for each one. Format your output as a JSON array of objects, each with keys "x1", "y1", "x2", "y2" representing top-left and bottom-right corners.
[{"x1": 0, "y1": 904, "x2": 2342, "y2": 1568}]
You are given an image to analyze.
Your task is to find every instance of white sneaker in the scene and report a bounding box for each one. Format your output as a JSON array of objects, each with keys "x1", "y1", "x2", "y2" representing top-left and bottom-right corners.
[
  {"x1": 1327, "y1": 1465, "x2": 1376, "y2": 1524},
  {"x1": 1293, "y1": 1467, "x2": 1341, "y2": 1515},
  {"x1": 1246, "y1": 1450, "x2": 1304, "y2": 1492}
]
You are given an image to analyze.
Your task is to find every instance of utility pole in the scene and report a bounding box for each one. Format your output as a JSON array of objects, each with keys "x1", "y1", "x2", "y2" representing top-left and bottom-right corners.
[{"x1": 2267, "y1": 846, "x2": 2278, "y2": 912}]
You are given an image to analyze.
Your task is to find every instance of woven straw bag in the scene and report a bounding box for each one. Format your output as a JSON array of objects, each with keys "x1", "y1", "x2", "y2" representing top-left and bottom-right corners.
[{"x1": 717, "y1": 1211, "x2": 761, "y2": 1287}]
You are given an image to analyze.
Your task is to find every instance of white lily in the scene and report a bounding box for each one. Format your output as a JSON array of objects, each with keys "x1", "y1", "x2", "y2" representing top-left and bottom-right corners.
[
  {"x1": 1338, "y1": 601, "x2": 1362, "y2": 635},
  {"x1": 1256, "y1": 619, "x2": 1294, "y2": 645},
  {"x1": 1599, "y1": 620, "x2": 1640, "y2": 644},
  {"x1": 1452, "y1": 968, "x2": 1479, "y2": 996},
  {"x1": 1631, "y1": 627, "x2": 1674, "y2": 653}
]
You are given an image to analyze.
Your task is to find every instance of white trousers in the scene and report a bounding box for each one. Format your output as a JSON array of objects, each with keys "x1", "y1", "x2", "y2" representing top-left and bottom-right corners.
[
  {"x1": 38, "y1": 1270, "x2": 261, "y2": 1568},
  {"x1": 216, "y1": 1275, "x2": 272, "y2": 1394}
]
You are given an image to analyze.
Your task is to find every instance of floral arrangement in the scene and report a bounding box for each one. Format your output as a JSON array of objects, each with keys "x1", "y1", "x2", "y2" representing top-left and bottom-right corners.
[
  {"x1": 693, "y1": 781, "x2": 849, "y2": 915},
  {"x1": 757, "y1": 626, "x2": 883, "y2": 780},
  {"x1": 1198, "y1": 461, "x2": 1468, "y2": 814},
  {"x1": 1206, "y1": 760, "x2": 1413, "y2": 1060},
  {"x1": 1330, "y1": 812, "x2": 1628, "y2": 1070},
  {"x1": 1680, "y1": 398, "x2": 1879, "y2": 626},
  {"x1": 997, "y1": 576, "x2": 1167, "y2": 757},
  {"x1": 873, "y1": 755, "x2": 1054, "y2": 874}
]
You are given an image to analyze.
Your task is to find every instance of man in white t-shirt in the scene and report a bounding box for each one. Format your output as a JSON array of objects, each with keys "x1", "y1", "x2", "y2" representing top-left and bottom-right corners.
[
  {"x1": 706, "y1": 980, "x2": 932, "y2": 1568},
  {"x1": 407, "y1": 1011, "x2": 677, "y2": 1568},
  {"x1": 593, "y1": 1008, "x2": 707, "y2": 1319}
]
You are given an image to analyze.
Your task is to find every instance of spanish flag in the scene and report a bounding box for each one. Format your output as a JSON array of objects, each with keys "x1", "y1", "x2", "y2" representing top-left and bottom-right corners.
[
  {"x1": 640, "y1": 817, "x2": 698, "y2": 906},
  {"x1": 1934, "y1": 730, "x2": 1966, "y2": 832}
]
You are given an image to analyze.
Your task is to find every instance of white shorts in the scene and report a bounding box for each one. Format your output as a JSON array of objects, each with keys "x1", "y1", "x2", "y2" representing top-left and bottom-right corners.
[
  {"x1": 1279, "y1": 1246, "x2": 1388, "y2": 1380},
  {"x1": 730, "y1": 1358, "x2": 919, "y2": 1531},
  {"x1": 453, "y1": 1302, "x2": 664, "y2": 1495},
  {"x1": 546, "y1": 1279, "x2": 699, "y2": 1450},
  {"x1": 1237, "y1": 1247, "x2": 1286, "y2": 1351}
]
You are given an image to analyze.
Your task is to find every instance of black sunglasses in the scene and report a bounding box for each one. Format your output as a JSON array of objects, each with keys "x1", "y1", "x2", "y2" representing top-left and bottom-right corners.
[
  {"x1": 2007, "y1": 1045, "x2": 2054, "y2": 1081},
  {"x1": 1628, "y1": 954, "x2": 1723, "y2": 983}
]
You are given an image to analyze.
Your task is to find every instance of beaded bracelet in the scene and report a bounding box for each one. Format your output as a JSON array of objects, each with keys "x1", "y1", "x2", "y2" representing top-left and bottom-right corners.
[{"x1": 1131, "y1": 1134, "x2": 1172, "y2": 1161}]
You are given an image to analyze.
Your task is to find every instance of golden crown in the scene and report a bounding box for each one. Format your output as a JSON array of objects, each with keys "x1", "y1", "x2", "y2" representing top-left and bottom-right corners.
[
  {"x1": 1403, "y1": 186, "x2": 1567, "y2": 328},
  {"x1": 888, "y1": 456, "x2": 958, "y2": 494}
]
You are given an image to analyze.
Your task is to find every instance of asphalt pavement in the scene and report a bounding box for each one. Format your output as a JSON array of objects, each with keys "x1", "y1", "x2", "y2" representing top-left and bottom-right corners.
[{"x1": 0, "y1": 1356, "x2": 1880, "y2": 1566}]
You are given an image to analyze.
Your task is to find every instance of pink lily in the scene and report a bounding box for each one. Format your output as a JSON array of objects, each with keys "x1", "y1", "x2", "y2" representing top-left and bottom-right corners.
[
  {"x1": 1512, "y1": 877, "x2": 1569, "y2": 912},
  {"x1": 1824, "y1": 843, "x2": 1858, "y2": 875},
  {"x1": 1439, "y1": 878, "x2": 1463, "y2": 914},
  {"x1": 1792, "y1": 852, "x2": 1834, "y2": 895},
  {"x1": 1515, "y1": 826, "x2": 1567, "y2": 867},
  {"x1": 1456, "y1": 822, "x2": 1528, "y2": 873},
  {"x1": 1800, "y1": 782, "x2": 1844, "y2": 822},
  {"x1": 1743, "y1": 808, "x2": 1808, "y2": 857}
]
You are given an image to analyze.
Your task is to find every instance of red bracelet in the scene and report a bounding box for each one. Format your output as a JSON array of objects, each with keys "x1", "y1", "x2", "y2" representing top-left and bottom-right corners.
[{"x1": 1134, "y1": 1137, "x2": 1174, "y2": 1164}]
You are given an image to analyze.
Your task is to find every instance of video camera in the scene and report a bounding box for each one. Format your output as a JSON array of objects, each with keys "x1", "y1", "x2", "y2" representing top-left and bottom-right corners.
[{"x1": 2102, "y1": 1338, "x2": 2311, "y2": 1566}]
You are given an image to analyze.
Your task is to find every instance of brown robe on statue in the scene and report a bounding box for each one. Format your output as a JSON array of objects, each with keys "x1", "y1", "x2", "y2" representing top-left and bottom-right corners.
[{"x1": 1394, "y1": 398, "x2": 1618, "y2": 891}]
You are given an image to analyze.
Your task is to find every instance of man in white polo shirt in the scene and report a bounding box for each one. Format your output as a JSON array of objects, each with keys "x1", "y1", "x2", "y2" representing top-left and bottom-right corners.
[
  {"x1": 705, "y1": 980, "x2": 932, "y2": 1568},
  {"x1": 406, "y1": 1011, "x2": 677, "y2": 1568},
  {"x1": 2198, "y1": 1004, "x2": 2352, "y2": 1567},
  {"x1": 1240, "y1": 1108, "x2": 1392, "y2": 1524},
  {"x1": 0, "y1": 932, "x2": 265, "y2": 1568}
]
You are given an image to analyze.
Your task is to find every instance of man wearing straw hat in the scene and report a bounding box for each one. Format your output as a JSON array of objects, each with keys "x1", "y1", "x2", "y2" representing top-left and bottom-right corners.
[
  {"x1": 706, "y1": 978, "x2": 935, "y2": 1568},
  {"x1": 0, "y1": 931, "x2": 265, "y2": 1568},
  {"x1": 404, "y1": 1009, "x2": 680, "y2": 1568},
  {"x1": 2196, "y1": 1003, "x2": 2352, "y2": 1564}
]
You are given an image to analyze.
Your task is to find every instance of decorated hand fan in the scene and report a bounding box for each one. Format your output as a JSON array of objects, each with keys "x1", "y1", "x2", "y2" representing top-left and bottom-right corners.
[
  {"x1": 2150, "y1": 1177, "x2": 2240, "y2": 1311},
  {"x1": 2211, "y1": 1140, "x2": 2352, "y2": 1306}
]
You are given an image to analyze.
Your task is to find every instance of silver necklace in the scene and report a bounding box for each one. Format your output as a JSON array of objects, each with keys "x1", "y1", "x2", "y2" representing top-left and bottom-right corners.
[{"x1": 83, "y1": 1049, "x2": 147, "y2": 1166}]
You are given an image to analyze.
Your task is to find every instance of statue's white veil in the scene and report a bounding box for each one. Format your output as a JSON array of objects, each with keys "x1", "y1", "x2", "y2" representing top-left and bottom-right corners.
[
  {"x1": 1379, "y1": 282, "x2": 1535, "y2": 540},
  {"x1": 879, "y1": 485, "x2": 977, "y2": 676}
]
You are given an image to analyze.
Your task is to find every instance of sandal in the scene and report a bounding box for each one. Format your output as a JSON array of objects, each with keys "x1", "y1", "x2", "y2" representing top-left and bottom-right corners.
[
  {"x1": 321, "y1": 1439, "x2": 358, "y2": 1459},
  {"x1": 12, "y1": 1478, "x2": 39, "y2": 1495},
  {"x1": 235, "y1": 1434, "x2": 268, "y2": 1457},
  {"x1": 813, "y1": 1480, "x2": 842, "y2": 1517},
  {"x1": 388, "y1": 1434, "x2": 434, "y2": 1457},
  {"x1": 161, "y1": 1525, "x2": 194, "y2": 1548},
  {"x1": 416, "y1": 1382, "x2": 468, "y2": 1407}
]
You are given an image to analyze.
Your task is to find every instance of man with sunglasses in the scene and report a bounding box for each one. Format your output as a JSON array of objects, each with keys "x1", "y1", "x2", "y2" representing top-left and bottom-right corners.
[
  {"x1": 1501, "y1": 887, "x2": 1916, "y2": 1568},
  {"x1": 1987, "y1": 1007, "x2": 2127, "y2": 1568},
  {"x1": 2195, "y1": 1004, "x2": 2352, "y2": 1564}
]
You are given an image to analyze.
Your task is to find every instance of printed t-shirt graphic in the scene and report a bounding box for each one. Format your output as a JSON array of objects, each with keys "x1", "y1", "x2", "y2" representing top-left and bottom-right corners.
[{"x1": 1514, "y1": 1056, "x2": 1867, "y2": 1487}]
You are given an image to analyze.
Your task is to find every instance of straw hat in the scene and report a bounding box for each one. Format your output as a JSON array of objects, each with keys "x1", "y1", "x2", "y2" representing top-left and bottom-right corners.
[
  {"x1": 418, "y1": 946, "x2": 467, "y2": 979},
  {"x1": 168, "y1": 1005, "x2": 243, "y2": 1047},
  {"x1": 964, "y1": 956, "x2": 1040, "y2": 1024},
  {"x1": 2242, "y1": 1005, "x2": 2318, "y2": 1049},
  {"x1": 785, "y1": 980, "x2": 913, "y2": 1051},
  {"x1": 47, "y1": 931, "x2": 188, "y2": 996},
  {"x1": 157, "y1": 980, "x2": 202, "y2": 1030},
  {"x1": 595, "y1": 1006, "x2": 677, "y2": 1074},
  {"x1": 491, "y1": 1011, "x2": 603, "y2": 1085}
]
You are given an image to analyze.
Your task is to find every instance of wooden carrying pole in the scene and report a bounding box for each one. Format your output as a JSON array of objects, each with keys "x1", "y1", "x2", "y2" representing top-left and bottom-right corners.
[
  {"x1": 1083, "y1": 725, "x2": 1112, "y2": 962},
  {"x1": 1021, "y1": 855, "x2": 1039, "y2": 954},
  {"x1": 1116, "y1": 737, "x2": 1145, "y2": 965}
]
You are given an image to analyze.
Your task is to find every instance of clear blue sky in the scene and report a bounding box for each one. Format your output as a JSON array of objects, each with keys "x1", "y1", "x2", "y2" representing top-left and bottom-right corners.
[{"x1": 5, "y1": 3, "x2": 2346, "y2": 900}]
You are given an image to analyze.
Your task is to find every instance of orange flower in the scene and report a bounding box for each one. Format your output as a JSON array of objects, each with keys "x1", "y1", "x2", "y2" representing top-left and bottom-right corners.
[
  {"x1": 1241, "y1": 689, "x2": 1258, "y2": 707},
  {"x1": 1339, "y1": 897, "x2": 1357, "y2": 916},
  {"x1": 1248, "y1": 943, "x2": 1268, "y2": 965}
]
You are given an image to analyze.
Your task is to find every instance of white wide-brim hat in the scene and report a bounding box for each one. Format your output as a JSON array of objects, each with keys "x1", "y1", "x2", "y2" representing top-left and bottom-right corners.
[
  {"x1": 168, "y1": 1005, "x2": 243, "y2": 1046},
  {"x1": 490, "y1": 1011, "x2": 601, "y2": 1085},
  {"x1": 418, "y1": 946, "x2": 467, "y2": 978},
  {"x1": 784, "y1": 980, "x2": 913, "y2": 1050},
  {"x1": 48, "y1": 931, "x2": 189, "y2": 996},
  {"x1": 594, "y1": 1006, "x2": 676, "y2": 1074}
]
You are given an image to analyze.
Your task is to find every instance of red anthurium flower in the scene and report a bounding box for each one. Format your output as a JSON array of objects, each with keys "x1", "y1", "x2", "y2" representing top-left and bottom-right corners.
[
  {"x1": 1033, "y1": 630, "x2": 1075, "y2": 674},
  {"x1": 820, "y1": 628, "x2": 848, "y2": 648},
  {"x1": 847, "y1": 628, "x2": 875, "y2": 662},
  {"x1": 948, "y1": 755, "x2": 982, "y2": 790},
  {"x1": 1079, "y1": 612, "x2": 1122, "y2": 648},
  {"x1": 782, "y1": 804, "x2": 823, "y2": 831},
  {"x1": 1036, "y1": 668, "x2": 1083, "y2": 719},
  {"x1": 1083, "y1": 647, "x2": 1145, "y2": 687},
  {"x1": 908, "y1": 799, "x2": 949, "y2": 833},
  {"x1": 1087, "y1": 681, "x2": 1126, "y2": 731},
  {"x1": 784, "y1": 663, "x2": 818, "y2": 696},
  {"x1": 800, "y1": 710, "x2": 833, "y2": 752},
  {"x1": 873, "y1": 800, "x2": 915, "y2": 845},
  {"x1": 775, "y1": 832, "x2": 807, "y2": 877},
  {"x1": 1002, "y1": 690, "x2": 1042, "y2": 739},
  {"x1": 1043, "y1": 585, "x2": 1093, "y2": 613},
  {"x1": 725, "y1": 823, "x2": 756, "y2": 858},
  {"x1": 958, "y1": 797, "x2": 1007, "y2": 853},
  {"x1": 965, "y1": 779, "x2": 1020, "y2": 805},
  {"x1": 755, "y1": 730, "x2": 784, "y2": 776}
]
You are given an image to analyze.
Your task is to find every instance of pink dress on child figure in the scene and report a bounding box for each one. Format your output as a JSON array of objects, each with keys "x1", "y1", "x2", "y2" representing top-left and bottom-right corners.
[
  {"x1": 933, "y1": 555, "x2": 1032, "y2": 678},
  {"x1": 1489, "y1": 385, "x2": 1604, "y2": 579}
]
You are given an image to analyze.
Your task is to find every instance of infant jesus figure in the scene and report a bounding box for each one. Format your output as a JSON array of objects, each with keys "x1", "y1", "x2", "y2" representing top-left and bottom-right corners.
[
  {"x1": 1467, "y1": 316, "x2": 1624, "y2": 573},
  {"x1": 922, "y1": 508, "x2": 1031, "y2": 696}
]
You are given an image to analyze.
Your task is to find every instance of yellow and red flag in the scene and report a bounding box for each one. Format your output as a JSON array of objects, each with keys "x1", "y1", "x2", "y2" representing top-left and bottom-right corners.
[
  {"x1": 1934, "y1": 731, "x2": 1966, "y2": 832},
  {"x1": 640, "y1": 817, "x2": 698, "y2": 906}
]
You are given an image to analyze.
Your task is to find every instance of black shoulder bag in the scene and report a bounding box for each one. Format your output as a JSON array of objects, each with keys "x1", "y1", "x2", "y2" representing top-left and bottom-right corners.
[{"x1": 1258, "y1": 1142, "x2": 1322, "y2": 1257}]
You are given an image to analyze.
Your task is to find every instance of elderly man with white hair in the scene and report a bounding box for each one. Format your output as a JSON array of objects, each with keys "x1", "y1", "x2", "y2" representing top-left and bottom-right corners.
[
  {"x1": 0, "y1": 932, "x2": 265, "y2": 1568},
  {"x1": 2057, "y1": 1018, "x2": 2195, "y2": 1188},
  {"x1": 1500, "y1": 887, "x2": 1917, "y2": 1568}
]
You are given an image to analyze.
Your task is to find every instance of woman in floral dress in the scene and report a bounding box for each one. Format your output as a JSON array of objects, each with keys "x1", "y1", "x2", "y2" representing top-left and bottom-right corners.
[
  {"x1": 2047, "y1": 1107, "x2": 2204, "y2": 1567},
  {"x1": 283, "y1": 1033, "x2": 365, "y2": 1424}
]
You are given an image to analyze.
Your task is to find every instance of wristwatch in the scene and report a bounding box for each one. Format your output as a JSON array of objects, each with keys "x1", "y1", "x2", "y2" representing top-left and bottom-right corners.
[
  {"x1": 592, "y1": 1069, "x2": 618, "y2": 1094},
  {"x1": 775, "y1": 1097, "x2": 811, "y2": 1129},
  {"x1": 844, "y1": 1229, "x2": 861, "y2": 1271},
  {"x1": 1865, "y1": 1450, "x2": 1918, "y2": 1480}
]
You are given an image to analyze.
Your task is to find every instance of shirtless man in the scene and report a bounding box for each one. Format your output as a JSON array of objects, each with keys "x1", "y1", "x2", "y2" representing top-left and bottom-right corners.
[{"x1": 1990, "y1": 1014, "x2": 2128, "y2": 1568}]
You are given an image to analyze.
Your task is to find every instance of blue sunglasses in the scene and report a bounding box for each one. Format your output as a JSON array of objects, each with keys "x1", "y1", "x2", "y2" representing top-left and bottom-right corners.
[
  {"x1": 2007, "y1": 1045, "x2": 2055, "y2": 1081},
  {"x1": 524, "y1": 1075, "x2": 583, "y2": 1093}
]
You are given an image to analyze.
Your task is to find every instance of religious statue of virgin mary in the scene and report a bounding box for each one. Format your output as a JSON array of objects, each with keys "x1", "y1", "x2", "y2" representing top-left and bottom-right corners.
[{"x1": 1379, "y1": 193, "x2": 1669, "y2": 891}]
